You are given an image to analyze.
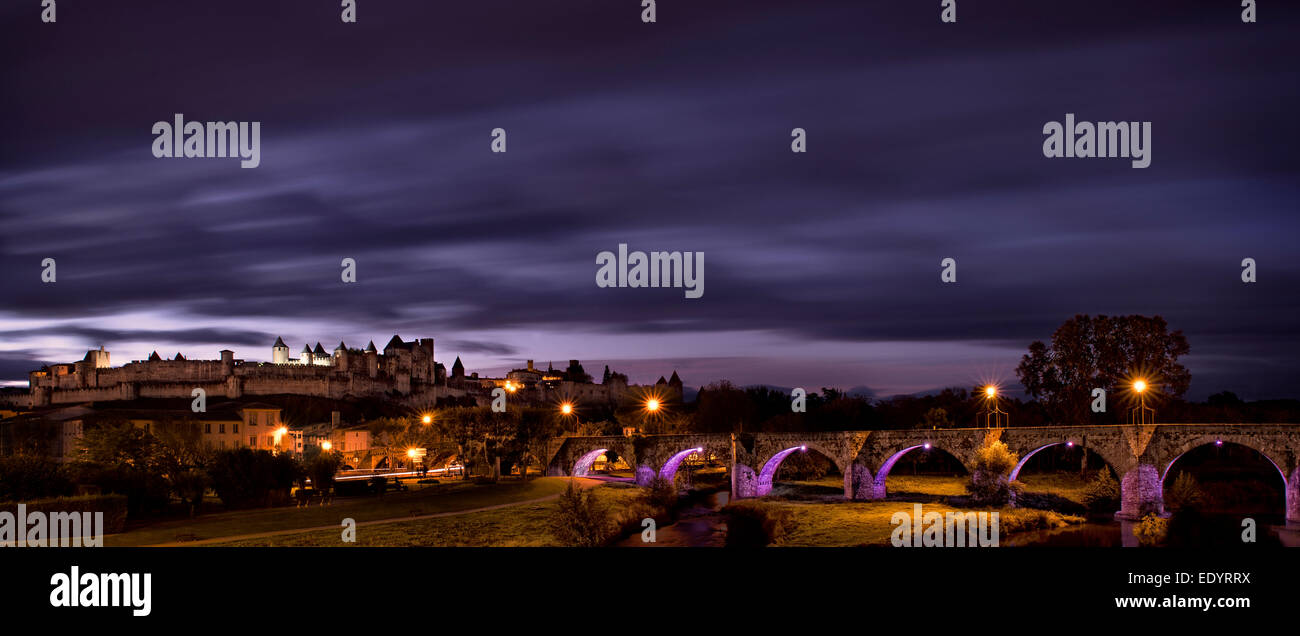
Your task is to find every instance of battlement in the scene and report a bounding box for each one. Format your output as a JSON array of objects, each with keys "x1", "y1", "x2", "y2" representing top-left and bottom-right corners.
[{"x1": 28, "y1": 335, "x2": 437, "y2": 406}]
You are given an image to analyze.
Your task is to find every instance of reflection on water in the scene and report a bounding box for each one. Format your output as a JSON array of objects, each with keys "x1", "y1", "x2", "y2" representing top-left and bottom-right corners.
[
  {"x1": 1005, "y1": 522, "x2": 1124, "y2": 547},
  {"x1": 1007, "y1": 515, "x2": 1289, "y2": 547},
  {"x1": 614, "y1": 490, "x2": 730, "y2": 547}
]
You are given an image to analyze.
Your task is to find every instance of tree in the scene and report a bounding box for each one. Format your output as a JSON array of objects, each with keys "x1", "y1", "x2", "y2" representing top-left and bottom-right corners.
[
  {"x1": 920, "y1": 407, "x2": 951, "y2": 429},
  {"x1": 73, "y1": 420, "x2": 173, "y2": 515},
  {"x1": 1016, "y1": 314, "x2": 1190, "y2": 425}
]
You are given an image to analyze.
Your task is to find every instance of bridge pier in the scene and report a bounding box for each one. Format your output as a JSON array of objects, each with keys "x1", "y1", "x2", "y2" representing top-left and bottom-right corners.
[
  {"x1": 733, "y1": 464, "x2": 758, "y2": 498},
  {"x1": 635, "y1": 465, "x2": 656, "y2": 486},
  {"x1": 1289, "y1": 467, "x2": 1299, "y2": 528},
  {"x1": 1116, "y1": 464, "x2": 1165, "y2": 520},
  {"x1": 847, "y1": 462, "x2": 874, "y2": 500}
]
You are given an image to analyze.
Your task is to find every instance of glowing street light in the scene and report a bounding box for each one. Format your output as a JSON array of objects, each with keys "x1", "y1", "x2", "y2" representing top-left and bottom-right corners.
[
  {"x1": 979, "y1": 384, "x2": 1007, "y2": 429},
  {"x1": 320, "y1": 440, "x2": 332, "y2": 451},
  {"x1": 1129, "y1": 377, "x2": 1155, "y2": 425},
  {"x1": 645, "y1": 398, "x2": 660, "y2": 413},
  {"x1": 421, "y1": 413, "x2": 433, "y2": 425},
  {"x1": 560, "y1": 402, "x2": 573, "y2": 416},
  {"x1": 407, "y1": 448, "x2": 418, "y2": 459}
]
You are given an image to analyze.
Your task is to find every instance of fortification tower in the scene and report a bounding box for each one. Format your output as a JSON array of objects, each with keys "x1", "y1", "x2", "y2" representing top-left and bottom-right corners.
[{"x1": 272, "y1": 337, "x2": 290, "y2": 364}]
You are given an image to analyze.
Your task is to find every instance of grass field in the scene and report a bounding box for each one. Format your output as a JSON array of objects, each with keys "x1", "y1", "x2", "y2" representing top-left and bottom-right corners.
[
  {"x1": 212, "y1": 481, "x2": 651, "y2": 547},
  {"x1": 728, "y1": 499, "x2": 1084, "y2": 547},
  {"x1": 134, "y1": 470, "x2": 1095, "y2": 547},
  {"x1": 771, "y1": 471, "x2": 1092, "y2": 504},
  {"x1": 107, "y1": 477, "x2": 575, "y2": 546}
]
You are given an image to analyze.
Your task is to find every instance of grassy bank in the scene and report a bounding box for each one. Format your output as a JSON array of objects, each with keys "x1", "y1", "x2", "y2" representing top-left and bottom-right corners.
[
  {"x1": 726, "y1": 498, "x2": 1084, "y2": 546},
  {"x1": 109, "y1": 477, "x2": 575, "y2": 546},
  {"x1": 211, "y1": 481, "x2": 659, "y2": 547}
]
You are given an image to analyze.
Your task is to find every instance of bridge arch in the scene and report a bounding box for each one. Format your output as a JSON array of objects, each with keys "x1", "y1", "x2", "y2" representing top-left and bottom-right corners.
[
  {"x1": 658, "y1": 446, "x2": 704, "y2": 484},
  {"x1": 1008, "y1": 441, "x2": 1120, "y2": 483},
  {"x1": 753, "y1": 443, "x2": 845, "y2": 497},
  {"x1": 1159, "y1": 437, "x2": 1291, "y2": 523},
  {"x1": 869, "y1": 443, "x2": 969, "y2": 500},
  {"x1": 571, "y1": 448, "x2": 608, "y2": 477}
]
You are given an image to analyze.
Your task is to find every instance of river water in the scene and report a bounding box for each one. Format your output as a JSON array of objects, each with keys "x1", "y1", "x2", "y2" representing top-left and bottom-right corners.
[{"x1": 613, "y1": 490, "x2": 730, "y2": 547}]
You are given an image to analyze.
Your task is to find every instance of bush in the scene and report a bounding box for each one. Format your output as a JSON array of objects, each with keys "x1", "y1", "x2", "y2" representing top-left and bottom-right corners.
[
  {"x1": 0, "y1": 494, "x2": 129, "y2": 537},
  {"x1": 724, "y1": 501, "x2": 791, "y2": 547},
  {"x1": 1165, "y1": 472, "x2": 1204, "y2": 514},
  {"x1": 0, "y1": 454, "x2": 74, "y2": 502},
  {"x1": 553, "y1": 481, "x2": 610, "y2": 547},
  {"x1": 646, "y1": 476, "x2": 678, "y2": 511},
  {"x1": 1133, "y1": 513, "x2": 1168, "y2": 547},
  {"x1": 965, "y1": 440, "x2": 1021, "y2": 505},
  {"x1": 1081, "y1": 467, "x2": 1121, "y2": 515}
]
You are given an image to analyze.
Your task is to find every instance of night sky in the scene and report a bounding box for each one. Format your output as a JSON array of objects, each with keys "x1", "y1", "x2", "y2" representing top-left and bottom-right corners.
[{"x1": 1, "y1": 0, "x2": 1297, "y2": 399}]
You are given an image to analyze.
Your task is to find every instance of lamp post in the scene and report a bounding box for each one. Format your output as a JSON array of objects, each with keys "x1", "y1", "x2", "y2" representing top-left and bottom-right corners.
[
  {"x1": 1130, "y1": 379, "x2": 1154, "y2": 425},
  {"x1": 980, "y1": 385, "x2": 1007, "y2": 428}
]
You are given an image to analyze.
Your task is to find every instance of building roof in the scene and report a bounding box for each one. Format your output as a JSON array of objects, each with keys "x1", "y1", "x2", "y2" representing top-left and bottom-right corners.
[
  {"x1": 335, "y1": 341, "x2": 347, "y2": 352},
  {"x1": 148, "y1": 351, "x2": 162, "y2": 361},
  {"x1": 273, "y1": 336, "x2": 287, "y2": 348},
  {"x1": 313, "y1": 342, "x2": 327, "y2": 355},
  {"x1": 384, "y1": 335, "x2": 405, "y2": 351},
  {"x1": 173, "y1": 352, "x2": 186, "y2": 360},
  {"x1": 365, "y1": 341, "x2": 377, "y2": 353},
  {"x1": 302, "y1": 344, "x2": 313, "y2": 353}
]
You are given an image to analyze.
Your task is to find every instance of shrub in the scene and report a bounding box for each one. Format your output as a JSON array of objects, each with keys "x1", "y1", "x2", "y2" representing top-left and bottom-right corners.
[
  {"x1": 1165, "y1": 472, "x2": 1204, "y2": 514},
  {"x1": 0, "y1": 454, "x2": 74, "y2": 502},
  {"x1": 553, "y1": 481, "x2": 610, "y2": 547},
  {"x1": 1080, "y1": 467, "x2": 1121, "y2": 515},
  {"x1": 0, "y1": 494, "x2": 129, "y2": 537},
  {"x1": 725, "y1": 501, "x2": 791, "y2": 547},
  {"x1": 1133, "y1": 513, "x2": 1168, "y2": 547},
  {"x1": 965, "y1": 440, "x2": 1021, "y2": 505},
  {"x1": 646, "y1": 476, "x2": 678, "y2": 511}
]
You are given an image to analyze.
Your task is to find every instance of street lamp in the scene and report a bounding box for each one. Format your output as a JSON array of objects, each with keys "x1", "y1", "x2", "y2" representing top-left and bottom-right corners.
[
  {"x1": 645, "y1": 398, "x2": 660, "y2": 413},
  {"x1": 421, "y1": 413, "x2": 433, "y2": 425},
  {"x1": 980, "y1": 385, "x2": 1007, "y2": 429},
  {"x1": 1130, "y1": 378, "x2": 1155, "y2": 425},
  {"x1": 321, "y1": 440, "x2": 332, "y2": 451},
  {"x1": 560, "y1": 402, "x2": 573, "y2": 415}
]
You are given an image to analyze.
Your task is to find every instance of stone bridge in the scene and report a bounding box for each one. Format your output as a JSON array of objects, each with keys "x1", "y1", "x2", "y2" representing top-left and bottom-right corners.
[{"x1": 545, "y1": 424, "x2": 1300, "y2": 526}]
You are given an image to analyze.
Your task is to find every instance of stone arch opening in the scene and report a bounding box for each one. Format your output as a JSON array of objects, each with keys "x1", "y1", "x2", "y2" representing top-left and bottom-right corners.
[
  {"x1": 754, "y1": 445, "x2": 842, "y2": 497},
  {"x1": 572, "y1": 448, "x2": 607, "y2": 477},
  {"x1": 1009, "y1": 441, "x2": 1117, "y2": 483},
  {"x1": 1161, "y1": 440, "x2": 1287, "y2": 523},
  {"x1": 658, "y1": 446, "x2": 704, "y2": 484},
  {"x1": 870, "y1": 443, "x2": 967, "y2": 499}
]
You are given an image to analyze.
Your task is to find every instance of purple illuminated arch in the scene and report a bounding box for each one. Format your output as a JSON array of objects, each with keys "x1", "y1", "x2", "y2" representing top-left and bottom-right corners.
[
  {"x1": 659, "y1": 447, "x2": 703, "y2": 483},
  {"x1": 572, "y1": 448, "x2": 608, "y2": 477},
  {"x1": 870, "y1": 445, "x2": 926, "y2": 497},
  {"x1": 755, "y1": 446, "x2": 806, "y2": 496},
  {"x1": 1009, "y1": 442, "x2": 1077, "y2": 482}
]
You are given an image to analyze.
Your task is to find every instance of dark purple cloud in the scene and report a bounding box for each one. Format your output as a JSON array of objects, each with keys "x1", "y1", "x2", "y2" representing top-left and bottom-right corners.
[{"x1": 0, "y1": 0, "x2": 1297, "y2": 399}]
